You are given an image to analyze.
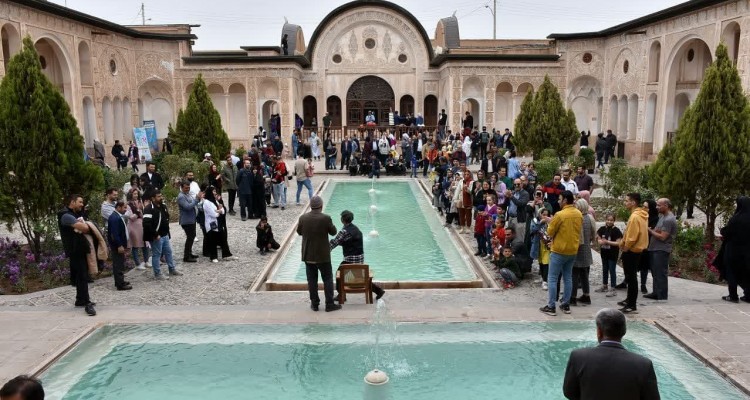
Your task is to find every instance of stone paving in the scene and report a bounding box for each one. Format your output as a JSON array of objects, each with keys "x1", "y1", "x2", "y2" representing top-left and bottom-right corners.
[{"x1": 0, "y1": 159, "x2": 748, "y2": 397}]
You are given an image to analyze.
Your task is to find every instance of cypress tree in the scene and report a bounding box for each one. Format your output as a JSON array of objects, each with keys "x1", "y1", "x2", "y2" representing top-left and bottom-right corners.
[
  {"x1": 0, "y1": 37, "x2": 103, "y2": 256},
  {"x1": 513, "y1": 75, "x2": 578, "y2": 159},
  {"x1": 657, "y1": 43, "x2": 750, "y2": 241},
  {"x1": 172, "y1": 74, "x2": 231, "y2": 158},
  {"x1": 513, "y1": 88, "x2": 535, "y2": 153}
]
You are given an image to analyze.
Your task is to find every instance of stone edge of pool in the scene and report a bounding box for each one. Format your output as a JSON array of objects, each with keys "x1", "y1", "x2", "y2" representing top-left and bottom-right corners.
[{"x1": 249, "y1": 178, "x2": 499, "y2": 292}]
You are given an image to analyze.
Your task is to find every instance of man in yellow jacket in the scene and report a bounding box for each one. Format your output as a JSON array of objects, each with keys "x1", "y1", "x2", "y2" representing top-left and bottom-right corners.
[
  {"x1": 617, "y1": 192, "x2": 649, "y2": 314},
  {"x1": 540, "y1": 190, "x2": 583, "y2": 316}
]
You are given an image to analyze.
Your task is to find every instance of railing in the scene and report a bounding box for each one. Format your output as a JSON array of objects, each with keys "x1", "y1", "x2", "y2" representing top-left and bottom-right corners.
[{"x1": 297, "y1": 125, "x2": 440, "y2": 143}]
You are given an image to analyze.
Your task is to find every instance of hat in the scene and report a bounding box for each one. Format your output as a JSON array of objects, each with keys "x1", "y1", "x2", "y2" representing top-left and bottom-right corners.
[
  {"x1": 310, "y1": 196, "x2": 323, "y2": 209},
  {"x1": 204, "y1": 153, "x2": 211, "y2": 158}
]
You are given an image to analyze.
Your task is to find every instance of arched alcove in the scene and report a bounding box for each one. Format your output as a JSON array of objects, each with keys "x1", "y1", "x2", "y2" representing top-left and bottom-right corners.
[
  {"x1": 34, "y1": 37, "x2": 73, "y2": 106},
  {"x1": 78, "y1": 41, "x2": 93, "y2": 86},
  {"x1": 645, "y1": 93, "x2": 657, "y2": 144},
  {"x1": 648, "y1": 41, "x2": 661, "y2": 83},
  {"x1": 618, "y1": 95, "x2": 628, "y2": 138},
  {"x1": 122, "y1": 97, "x2": 132, "y2": 140},
  {"x1": 723, "y1": 22, "x2": 741, "y2": 64},
  {"x1": 228, "y1": 83, "x2": 248, "y2": 139},
  {"x1": 627, "y1": 94, "x2": 639, "y2": 140},
  {"x1": 137, "y1": 79, "x2": 174, "y2": 139},
  {"x1": 664, "y1": 37, "x2": 712, "y2": 142},
  {"x1": 303, "y1": 95, "x2": 318, "y2": 127},
  {"x1": 1, "y1": 24, "x2": 21, "y2": 72},
  {"x1": 423, "y1": 95, "x2": 438, "y2": 126},
  {"x1": 82, "y1": 96, "x2": 97, "y2": 147},
  {"x1": 102, "y1": 96, "x2": 114, "y2": 144},
  {"x1": 495, "y1": 82, "x2": 513, "y2": 130},
  {"x1": 207, "y1": 84, "x2": 227, "y2": 131},
  {"x1": 346, "y1": 76, "x2": 394, "y2": 125},
  {"x1": 399, "y1": 95, "x2": 415, "y2": 117},
  {"x1": 113, "y1": 97, "x2": 123, "y2": 142},
  {"x1": 608, "y1": 95, "x2": 619, "y2": 133},
  {"x1": 326, "y1": 95, "x2": 342, "y2": 127}
]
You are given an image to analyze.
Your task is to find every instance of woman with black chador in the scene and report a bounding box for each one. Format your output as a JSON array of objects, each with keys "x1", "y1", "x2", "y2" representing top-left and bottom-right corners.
[
  {"x1": 250, "y1": 165, "x2": 267, "y2": 219},
  {"x1": 718, "y1": 196, "x2": 750, "y2": 303}
]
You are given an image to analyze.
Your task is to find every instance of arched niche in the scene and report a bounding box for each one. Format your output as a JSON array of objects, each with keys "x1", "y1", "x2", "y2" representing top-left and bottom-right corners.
[
  {"x1": 423, "y1": 95, "x2": 438, "y2": 126},
  {"x1": 723, "y1": 22, "x2": 741, "y2": 64},
  {"x1": 648, "y1": 41, "x2": 661, "y2": 83},
  {"x1": 228, "y1": 83, "x2": 248, "y2": 139},
  {"x1": 34, "y1": 36, "x2": 73, "y2": 106},
  {"x1": 137, "y1": 79, "x2": 174, "y2": 139},
  {"x1": 495, "y1": 82, "x2": 513, "y2": 131},
  {"x1": 82, "y1": 96, "x2": 97, "y2": 148},
  {"x1": 78, "y1": 41, "x2": 93, "y2": 86},
  {"x1": 102, "y1": 96, "x2": 114, "y2": 145},
  {"x1": 1, "y1": 23, "x2": 21, "y2": 72},
  {"x1": 207, "y1": 83, "x2": 227, "y2": 132}
]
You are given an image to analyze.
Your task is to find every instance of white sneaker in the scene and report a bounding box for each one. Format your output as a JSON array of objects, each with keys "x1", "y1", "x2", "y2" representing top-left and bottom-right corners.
[
  {"x1": 145, "y1": 260, "x2": 152, "y2": 268},
  {"x1": 211, "y1": 259, "x2": 219, "y2": 263},
  {"x1": 606, "y1": 289, "x2": 617, "y2": 297},
  {"x1": 221, "y1": 256, "x2": 239, "y2": 261},
  {"x1": 135, "y1": 262, "x2": 146, "y2": 270},
  {"x1": 542, "y1": 282, "x2": 548, "y2": 291}
]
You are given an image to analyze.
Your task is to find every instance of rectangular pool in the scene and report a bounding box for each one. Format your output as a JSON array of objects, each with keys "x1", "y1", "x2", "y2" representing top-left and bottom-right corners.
[
  {"x1": 40, "y1": 322, "x2": 745, "y2": 399},
  {"x1": 266, "y1": 180, "x2": 479, "y2": 286}
]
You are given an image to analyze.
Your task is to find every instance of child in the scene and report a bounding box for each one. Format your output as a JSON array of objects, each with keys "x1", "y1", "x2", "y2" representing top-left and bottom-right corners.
[
  {"x1": 256, "y1": 216, "x2": 280, "y2": 255},
  {"x1": 596, "y1": 213, "x2": 623, "y2": 297},
  {"x1": 495, "y1": 247, "x2": 521, "y2": 288},
  {"x1": 530, "y1": 208, "x2": 552, "y2": 290},
  {"x1": 474, "y1": 207, "x2": 488, "y2": 257},
  {"x1": 484, "y1": 194, "x2": 498, "y2": 258},
  {"x1": 410, "y1": 154, "x2": 418, "y2": 178}
]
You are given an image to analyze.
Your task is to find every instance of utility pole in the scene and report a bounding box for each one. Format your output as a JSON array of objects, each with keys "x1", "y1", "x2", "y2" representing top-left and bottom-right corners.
[
  {"x1": 485, "y1": 0, "x2": 497, "y2": 39},
  {"x1": 141, "y1": 3, "x2": 146, "y2": 25}
]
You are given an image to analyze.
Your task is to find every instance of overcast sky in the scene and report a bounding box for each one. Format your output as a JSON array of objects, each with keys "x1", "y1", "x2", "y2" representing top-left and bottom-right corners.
[{"x1": 50, "y1": 0, "x2": 687, "y2": 50}]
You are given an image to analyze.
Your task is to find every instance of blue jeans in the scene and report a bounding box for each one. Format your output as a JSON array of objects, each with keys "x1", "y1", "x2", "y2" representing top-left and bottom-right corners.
[
  {"x1": 272, "y1": 183, "x2": 287, "y2": 207},
  {"x1": 369, "y1": 168, "x2": 380, "y2": 178},
  {"x1": 547, "y1": 252, "x2": 575, "y2": 308},
  {"x1": 602, "y1": 257, "x2": 617, "y2": 287},
  {"x1": 150, "y1": 236, "x2": 176, "y2": 276},
  {"x1": 131, "y1": 247, "x2": 149, "y2": 265},
  {"x1": 296, "y1": 179, "x2": 313, "y2": 203},
  {"x1": 292, "y1": 143, "x2": 298, "y2": 159}
]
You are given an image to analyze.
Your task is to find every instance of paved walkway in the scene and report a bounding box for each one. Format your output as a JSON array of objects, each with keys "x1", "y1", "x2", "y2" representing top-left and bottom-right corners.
[{"x1": 0, "y1": 165, "x2": 747, "y2": 396}]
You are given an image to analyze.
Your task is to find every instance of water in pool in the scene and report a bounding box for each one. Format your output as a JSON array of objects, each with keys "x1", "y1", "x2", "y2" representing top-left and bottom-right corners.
[
  {"x1": 41, "y1": 322, "x2": 745, "y2": 399},
  {"x1": 269, "y1": 180, "x2": 476, "y2": 283}
]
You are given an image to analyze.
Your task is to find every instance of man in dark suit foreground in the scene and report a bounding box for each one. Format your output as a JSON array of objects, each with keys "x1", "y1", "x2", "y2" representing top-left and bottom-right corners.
[
  {"x1": 297, "y1": 196, "x2": 341, "y2": 312},
  {"x1": 563, "y1": 308, "x2": 660, "y2": 400}
]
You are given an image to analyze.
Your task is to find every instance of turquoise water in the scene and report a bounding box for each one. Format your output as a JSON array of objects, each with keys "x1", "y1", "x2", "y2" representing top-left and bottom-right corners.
[
  {"x1": 269, "y1": 180, "x2": 476, "y2": 282},
  {"x1": 40, "y1": 322, "x2": 746, "y2": 399}
]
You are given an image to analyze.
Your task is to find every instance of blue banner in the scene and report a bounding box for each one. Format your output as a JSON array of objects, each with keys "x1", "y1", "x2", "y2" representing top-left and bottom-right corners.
[
  {"x1": 132, "y1": 127, "x2": 153, "y2": 162},
  {"x1": 142, "y1": 120, "x2": 159, "y2": 154}
]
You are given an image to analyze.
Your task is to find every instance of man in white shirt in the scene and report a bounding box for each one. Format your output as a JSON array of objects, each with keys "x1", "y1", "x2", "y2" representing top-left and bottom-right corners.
[
  {"x1": 100, "y1": 188, "x2": 118, "y2": 229},
  {"x1": 185, "y1": 171, "x2": 201, "y2": 199},
  {"x1": 561, "y1": 168, "x2": 579, "y2": 195}
]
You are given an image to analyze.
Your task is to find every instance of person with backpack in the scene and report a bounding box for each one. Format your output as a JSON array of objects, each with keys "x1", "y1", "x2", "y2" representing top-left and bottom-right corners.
[{"x1": 479, "y1": 126, "x2": 490, "y2": 160}]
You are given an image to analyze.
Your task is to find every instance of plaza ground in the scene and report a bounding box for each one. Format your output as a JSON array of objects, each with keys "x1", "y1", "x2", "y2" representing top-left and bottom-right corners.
[{"x1": 0, "y1": 161, "x2": 748, "y2": 397}]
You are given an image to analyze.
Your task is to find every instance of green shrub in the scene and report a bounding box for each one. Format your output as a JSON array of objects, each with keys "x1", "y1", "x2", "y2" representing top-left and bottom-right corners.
[
  {"x1": 234, "y1": 146, "x2": 247, "y2": 158},
  {"x1": 675, "y1": 224, "x2": 704, "y2": 254},
  {"x1": 534, "y1": 157, "x2": 560, "y2": 185},
  {"x1": 578, "y1": 147, "x2": 595, "y2": 169},
  {"x1": 539, "y1": 148, "x2": 558, "y2": 160},
  {"x1": 569, "y1": 155, "x2": 586, "y2": 171},
  {"x1": 600, "y1": 158, "x2": 649, "y2": 199},
  {"x1": 160, "y1": 152, "x2": 209, "y2": 186},
  {"x1": 151, "y1": 151, "x2": 167, "y2": 172},
  {"x1": 102, "y1": 168, "x2": 134, "y2": 192}
]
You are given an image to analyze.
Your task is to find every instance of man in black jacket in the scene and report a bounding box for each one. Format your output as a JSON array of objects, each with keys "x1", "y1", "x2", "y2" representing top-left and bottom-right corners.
[
  {"x1": 143, "y1": 190, "x2": 182, "y2": 280},
  {"x1": 605, "y1": 130, "x2": 618, "y2": 164},
  {"x1": 563, "y1": 308, "x2": 660, "y2": 400},
  {"x1": 58, "y1": 194, "x2": 96, "y2": 316},
  {"x1": 111, "y1": 140, "x2": 125, "y2": 170},
  {"x1": 235, "y1": 159, "x2": 254, "y2": 221},
  {"x1": 140, "y1": 162, "x2": 164, "y2": 190},
  {"x1": 438, "y1": 109, "x2": 447, "y2": 140}
]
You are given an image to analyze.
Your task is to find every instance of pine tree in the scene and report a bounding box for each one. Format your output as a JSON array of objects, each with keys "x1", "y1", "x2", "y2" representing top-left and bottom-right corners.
[
  {"x1": 172, "y1": 75, "x2": 231, "y2": 158},
  {"x1": 513, "y1": 75, "x2": 578, "y2": 159},
  {"x1": 0, "y1": 37, "x2": 103, "y2": 256},
  {"x1": 657, "y1": 43, "x2": 750, "y2": 241}
]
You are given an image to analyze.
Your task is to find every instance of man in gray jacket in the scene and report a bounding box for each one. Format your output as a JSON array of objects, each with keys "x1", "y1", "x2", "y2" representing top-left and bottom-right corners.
[
  {"x1": 177, "y1": 180, "x2": 203, "y2": 262},
  {"x1": 297, "y1": 196, "x2": 341, "y2": 312}
]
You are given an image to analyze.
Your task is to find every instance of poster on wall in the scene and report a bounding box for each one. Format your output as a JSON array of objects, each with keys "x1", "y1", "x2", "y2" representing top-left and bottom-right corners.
[
  {"x1": 132, "y1": 127, "x2": 153, "y2": 162},
  {"x1": 142, "y1": 120, "x2": 159, "y2": 154}
]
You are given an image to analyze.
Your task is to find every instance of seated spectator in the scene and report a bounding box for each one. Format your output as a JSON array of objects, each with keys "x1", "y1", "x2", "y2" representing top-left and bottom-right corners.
[
  {"x1": 348, "y1": 155, "x2": 359, "y2": 176},
  {"x1": 256, "y1": 217, "x2": 280, "y2": 255},
  {"x1": 369, "y1": 154, "x2": 381, "y2": 179},
  {"x1": 495, "y1": 247, "x2": 521, "y2": 287},
  {"x1": 385, "y1": 154, "x2": 398, "y2": 175}
]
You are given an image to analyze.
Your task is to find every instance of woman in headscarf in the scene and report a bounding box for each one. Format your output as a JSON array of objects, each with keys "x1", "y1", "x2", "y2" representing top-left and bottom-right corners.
[
  {"x1": 577, "y1": 190, "x2": 596, "y2": 219},
  {"x1": 719, "y1": 196, "x2": 750, "y2": 302},
  {"x1": 202, "y1": 186, "x2": 224, "y2": 263},
  {"x1": 571, "y1": 198, "x2": 597, "y2": 305},
  {"x1": 208, "y1": 163, "x2": 222, "y2": 193},
  {"x1": 125, "y1": 188, "x2": 149, "y2": 270},
  {"x1": 462, "y1": 134, "x2": 472, "y2": 160}
]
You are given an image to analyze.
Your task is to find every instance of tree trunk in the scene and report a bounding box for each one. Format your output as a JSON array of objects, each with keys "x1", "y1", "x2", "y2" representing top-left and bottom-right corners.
[{"x1": 705, "y1": 207, "x2": 717, "y2": 243}]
